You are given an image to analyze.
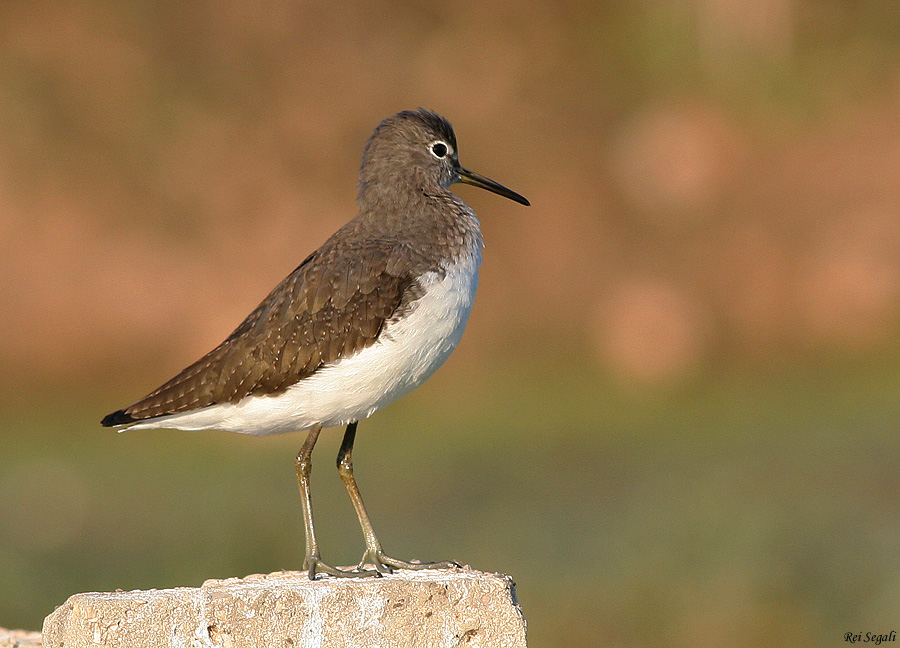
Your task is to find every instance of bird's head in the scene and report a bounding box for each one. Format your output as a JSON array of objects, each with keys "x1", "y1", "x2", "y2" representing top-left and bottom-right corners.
[{"x1": 358, "y1": 109, "x2": 529, "y2": 208}]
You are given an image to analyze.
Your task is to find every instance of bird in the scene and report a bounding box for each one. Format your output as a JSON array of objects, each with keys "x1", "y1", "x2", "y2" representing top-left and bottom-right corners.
[{"x1": 102, "y1": 109, "x2": 530, "y2": 579}]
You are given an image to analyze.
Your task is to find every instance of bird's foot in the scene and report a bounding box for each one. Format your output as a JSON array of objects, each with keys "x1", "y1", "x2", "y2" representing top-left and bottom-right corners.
[
  {"x1": 303, "y1": 554, "x2": 377, "y2": 580},
  {"x1": 357, "y1": 548, "x2": 460, "y2": 576}
]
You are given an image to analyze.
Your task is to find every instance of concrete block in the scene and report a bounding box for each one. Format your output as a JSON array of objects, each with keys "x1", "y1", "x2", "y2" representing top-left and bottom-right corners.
[{"x1": 42, "y1": 568, "x2": 526, "y2": 647}]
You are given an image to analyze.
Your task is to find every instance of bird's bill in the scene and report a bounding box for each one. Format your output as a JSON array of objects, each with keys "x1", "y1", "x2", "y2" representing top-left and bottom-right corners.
[{"x1": 457, "y1": 167, "x2": 530, "y2": 206}]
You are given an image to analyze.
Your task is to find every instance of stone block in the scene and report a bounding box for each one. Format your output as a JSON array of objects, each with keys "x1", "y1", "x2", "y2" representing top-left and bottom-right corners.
[{"x1": 42, "y1": 568, "x2": 526, "y2": 647}]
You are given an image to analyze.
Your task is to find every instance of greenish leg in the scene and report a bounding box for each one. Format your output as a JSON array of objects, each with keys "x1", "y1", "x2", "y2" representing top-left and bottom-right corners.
[
  {"x1": 336, "y1": 421, "x2": 460, "y2": 575},
  {"x1": 295, "y1": 423, "x2": 375, "y2": 580}
]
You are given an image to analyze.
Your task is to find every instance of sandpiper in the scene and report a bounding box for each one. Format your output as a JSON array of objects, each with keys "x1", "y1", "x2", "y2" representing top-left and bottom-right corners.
[{"x1": 102, "y1": 109, "x2": 529, "y2": 579}]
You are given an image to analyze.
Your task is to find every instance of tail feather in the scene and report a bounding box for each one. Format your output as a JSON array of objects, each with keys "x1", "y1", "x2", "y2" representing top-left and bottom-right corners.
[{"x1": 101, "y1": 409, "x2": 137, "y2": 427}]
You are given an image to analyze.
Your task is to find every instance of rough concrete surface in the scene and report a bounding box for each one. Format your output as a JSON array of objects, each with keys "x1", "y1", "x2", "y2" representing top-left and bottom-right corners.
[
  {"x1": 42, "y1": 568, "x2": 526, "y2": 648},
  {"x1": 0, "y1": 628, "x2": 42, "y2": 648}
]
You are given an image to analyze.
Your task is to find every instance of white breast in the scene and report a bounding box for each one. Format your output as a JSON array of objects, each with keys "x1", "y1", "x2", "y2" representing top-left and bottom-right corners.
[{"x1": 125, "y1": 245, "x2": 482, "y2": 436}]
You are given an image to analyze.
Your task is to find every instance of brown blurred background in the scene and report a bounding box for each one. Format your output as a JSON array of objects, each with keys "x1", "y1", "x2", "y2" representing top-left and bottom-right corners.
[{"x1": 3, "y1": 1, "x2": 900, "y2": 645}]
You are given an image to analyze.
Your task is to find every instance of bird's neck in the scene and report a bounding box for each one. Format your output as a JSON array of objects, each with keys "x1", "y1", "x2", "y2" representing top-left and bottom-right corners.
[{"x1": 356, "y1": 188, "x2": 483, "y2": 267}]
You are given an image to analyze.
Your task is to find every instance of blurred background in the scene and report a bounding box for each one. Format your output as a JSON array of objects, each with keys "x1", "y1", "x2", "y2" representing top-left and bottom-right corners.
[{"x1": 2, "y1": 0, "x2": 900, "y2": 645}]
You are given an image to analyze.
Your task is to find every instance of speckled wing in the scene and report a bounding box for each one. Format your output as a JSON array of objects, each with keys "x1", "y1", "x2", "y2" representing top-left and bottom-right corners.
[{"x1": 101, "y1": 235, "x2": 425, "y2": 426}]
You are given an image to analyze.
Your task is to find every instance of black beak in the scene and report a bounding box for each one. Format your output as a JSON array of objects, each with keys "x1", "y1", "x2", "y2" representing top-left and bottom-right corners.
[{"x1": 457, "y1": 167, "x2": 530, "y2": 206}]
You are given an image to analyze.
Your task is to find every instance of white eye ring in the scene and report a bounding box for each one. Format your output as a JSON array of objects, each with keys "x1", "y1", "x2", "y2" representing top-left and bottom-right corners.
[{"x1": 429, "y1": 141, "x2": 453, "y2": 159}]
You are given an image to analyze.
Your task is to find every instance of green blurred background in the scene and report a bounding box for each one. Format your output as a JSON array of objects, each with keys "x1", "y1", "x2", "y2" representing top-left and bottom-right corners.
[{"x1": 3, "y1": 1, "x2": 900, "y2": 645}]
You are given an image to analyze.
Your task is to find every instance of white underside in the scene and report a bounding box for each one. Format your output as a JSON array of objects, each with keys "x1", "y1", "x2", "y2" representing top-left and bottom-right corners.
[{"x1": 124, "y1": 247, "x2": 481, "y2": 436}]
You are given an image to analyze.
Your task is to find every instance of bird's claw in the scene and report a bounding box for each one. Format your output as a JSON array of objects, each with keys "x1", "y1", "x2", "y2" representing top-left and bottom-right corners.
[
  {"x1": 356, "y1": 548, "x2": 460, "y2": 575},
  {"x1": 304, "y1": 554, "x2": 378, "y2": 580}
]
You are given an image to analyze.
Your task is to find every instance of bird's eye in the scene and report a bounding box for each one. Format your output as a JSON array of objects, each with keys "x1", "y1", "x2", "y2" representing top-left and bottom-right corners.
[{"x1": 430, "y1": 142, "x2": 449, "y2": 159}]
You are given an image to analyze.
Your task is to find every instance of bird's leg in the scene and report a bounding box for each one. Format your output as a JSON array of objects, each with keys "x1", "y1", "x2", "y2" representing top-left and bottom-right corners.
[
  {"x1": 336, "y1": 421, "x2": 459, "y2": 575},
  {"x1": 295, "y1": 423, "x2": 375, "y2": 580}
]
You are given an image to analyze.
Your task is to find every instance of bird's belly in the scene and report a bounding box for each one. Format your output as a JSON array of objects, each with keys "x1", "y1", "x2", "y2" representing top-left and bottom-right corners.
[
  {"x1": 285, "y1": 265, "x2": 478, "y2": 429},
  {"x1": 135, "y1": 257, "x2": 480, "y2": 436}
]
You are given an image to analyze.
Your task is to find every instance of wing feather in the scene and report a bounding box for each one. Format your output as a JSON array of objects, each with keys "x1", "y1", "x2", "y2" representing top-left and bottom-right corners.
[{"x1": 112, "y1": 232, "x2": 421, "y2": 423}]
